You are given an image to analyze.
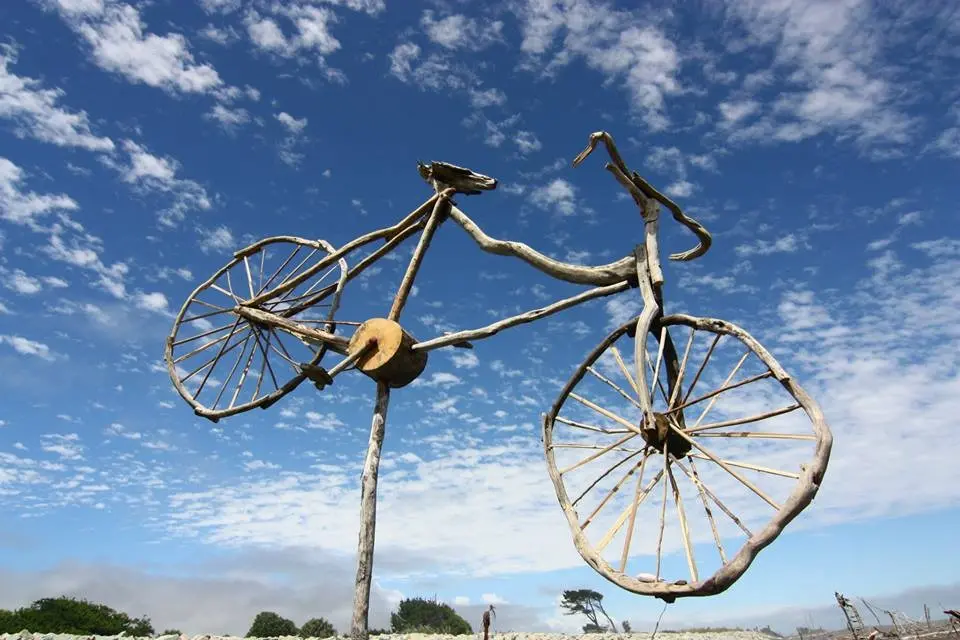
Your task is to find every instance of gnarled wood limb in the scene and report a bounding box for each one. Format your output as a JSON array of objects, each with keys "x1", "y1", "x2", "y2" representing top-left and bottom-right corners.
[
  {"x1": 351, "y1": 382, "x2": 390, "y2": 640},
  {"x1": 389, "y1": 193, "x2": 452, "y2": 321},
  {"x1": 412, "y1": 280, "x2": 630, "y2": 352},
  {"x1": 447, "y1": 205, "x2": 636, "y2": 286}
]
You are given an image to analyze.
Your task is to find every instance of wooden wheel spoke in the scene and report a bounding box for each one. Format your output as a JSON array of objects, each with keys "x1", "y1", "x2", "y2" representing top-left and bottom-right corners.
[
  {"x1": 571, "y1": 448, "x2": 644, "y2": 507},
  {"x1": 642, "y1": 345, "x2": 670, "y2": 406},
  {"x1": 243, "y1": 255, "x2": 256, "y2": 299},
  {"x1": 670, "y1": 361, "x2": 771, "y2": 417},
  {"x1": 674, "y1": 457, "x2": 752, "y2": 538},
  {"x1": 559, "y1": 431, "x2": 638, "y2": 476},
  {"x1": 649, "y1": 325, "x2": 667, "y2": 400},
  {"x1": 298, "y1": 319, "x2": 361, "y2": 326},
  {"x1": 264, "y1": 330, "x2": 301, "y2": 368},
  {"x1": 172, "y1": 320, "x2": 237, "y2": 349},
  {"x1": 552, "y1": 443, "x2": 643, "y2": 453},
  {"x1": 188, "y1": 321, "x2": 246, "y2": 397},
  {"x1": 669, "y1": 352, "x2": 751, "y2": 435},
  {"x1": 251, "y1": 327, "x2": 280, "y2": 398},
  {"x1": 580, "y1": 448, "x2": 649, "y2": 528},
  {"x1": 586, "y1": 366, "x2": 642, "y2": 409},
  {"x1": 268, "y1": 328, "x2": 303, "y2": 367},
  {"x1": 179, "y1": 325, "x2": 248, "y2": 384},
  {"x1": 655, "y1": 442, "x2": 669, "y2": 580},
  {"x1": 257, "y1": 244, "x2": 300, "y2": 296},
  {"x1": 618, "y1": 451, "x2": 649, "y2": 572},
  {"x1": 188, "y1": 298, "x2": 227, "y2": 312},
  {"x1": 182, "y1": 306, "x2": 231, "y2": 323},
  {"x1": 275, "y1": 247, "x2": 319, "y2": 290},
  {"x1": 569, "y1": 392, "x2": 640, "y2": 435},
  {"x1": 688, "y1": 404, "x2": 802, "y2": 433},
  {"x1": 594, "y1": 467, "x2": 663, "y2": 552},
  {"x1": 667, "y1": 328, "x2": 696, "y2": 410},
  {"x1": 682, "y1": 333, "x2": 722, "y2": 406},
  {"x1": 675, "y1": 454, "x2": 726, "y2": 564},
  {"x1": 229, "y1": 332, "x2": 259, "y2": 409},
  {"x1": 610, "y1": 346, "x2": 641, "y2": 396},
  {"x1": 668, "y1": 424, "x2": 781, "y2": 510},
  {"x1": 688, "y1": 452, "x2": 800, "y2": 480},
  {"x1": 225, "y1": 270, "x2": 243, "y2": 303},
  {"x1": 271, "y1": 264, "x2": 339, "y2": 309},
  {"x1": 694, "y1": 431, "x2": 815, "y2": 441},
  {"x1": 666, "y1": 456, "x2": 698, "y2": 583},
  {"x1": 257, "y1": 243, "x2": 267, "y2": 292},
  {"x1": 212, "y1": 330, "x2": 254, "y2": 409},
  {"x1": 555, "y1": 415, "x2": 631, "y2": 435}
]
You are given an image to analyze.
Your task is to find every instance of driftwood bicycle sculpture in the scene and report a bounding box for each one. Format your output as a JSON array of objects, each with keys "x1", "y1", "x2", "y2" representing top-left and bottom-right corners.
[{"x1": 164, "y1": 131, "x2": 832, "y2": 635}]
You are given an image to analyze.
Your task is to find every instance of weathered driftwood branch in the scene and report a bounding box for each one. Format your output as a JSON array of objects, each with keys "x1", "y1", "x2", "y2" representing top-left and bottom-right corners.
[
  {"x1": 411, "y1": 280, "x2": 630, "y2": 352},
  {"x1": 389, "y1": 193, "x2": 452, "y2": 321},
  {"x1": 351, "y1": 382, "x2": 390, "y2": 640},
  {"x1": 572, "y1": 130, "x2": 712, "y2": 262},
  {"x1": 447, "y1": 205, "x2": 636, "y2": 286}
]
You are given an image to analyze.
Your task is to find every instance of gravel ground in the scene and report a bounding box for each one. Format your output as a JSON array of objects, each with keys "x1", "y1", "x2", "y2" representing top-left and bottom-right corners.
[{"x1": 0, "y1": 631, "x2": 781, "y2": 640}]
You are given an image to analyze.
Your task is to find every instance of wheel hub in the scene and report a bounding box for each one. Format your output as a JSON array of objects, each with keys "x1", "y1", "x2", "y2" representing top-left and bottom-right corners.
[{"x1": 640, "y1": 412, "x2": 692, "y2": 459}]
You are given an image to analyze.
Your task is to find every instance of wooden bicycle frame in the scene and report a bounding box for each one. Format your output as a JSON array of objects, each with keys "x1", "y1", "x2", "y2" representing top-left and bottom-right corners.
[{"x1": 218, "y1": 132, "x2": 714, "y2": 639}]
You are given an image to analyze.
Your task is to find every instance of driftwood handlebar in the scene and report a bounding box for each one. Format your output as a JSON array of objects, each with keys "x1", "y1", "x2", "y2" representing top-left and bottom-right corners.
[{"x1": 573, "y1": 131, "x2": 713, "y2": 262}]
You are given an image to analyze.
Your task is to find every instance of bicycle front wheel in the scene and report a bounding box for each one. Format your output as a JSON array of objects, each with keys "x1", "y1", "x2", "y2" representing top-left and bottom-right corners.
[
  {"x1": 164, "y1": 236, "x2": 349, "y2": 421},
  {"x1": 543, "y1": 314, "x2": 832, "y2": 601}
]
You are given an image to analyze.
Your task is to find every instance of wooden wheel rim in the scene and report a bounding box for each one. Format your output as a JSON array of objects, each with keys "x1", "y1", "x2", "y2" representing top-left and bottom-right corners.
[{"x1": 542, "y1": 313, "x2": 833, "y2": 599}]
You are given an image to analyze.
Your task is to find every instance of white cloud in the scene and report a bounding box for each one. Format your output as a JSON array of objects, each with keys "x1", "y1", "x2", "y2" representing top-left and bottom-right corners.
[
  {"x1": 304, "y1": 411, "x2": 345, "y2": 431},
  {"x1": 665, "y1": 179, "x2": 695, "y2": 198},
  {"x1": 64, "y1": 2, "x2": 225, "y2": 94},
  {"x1": 411, "y1": 372, "x2": 463, "y2": 388},
  {"x1": 134, "y1": 291, "x2": 169, "y2": 313},
  {"x1": 5, "y1": 269, "x2": 43, "y2": 295},
  {"x1": 449, "y1": 350, "x2": 479, "y2": 369},
  {"x1": 104, "y1": 140, "x2": 212, "y2": 226},
  {"x1": 420, "y1": 11, "x2": 504, "y2": 51},
  {"x1": 388, "y1": 42, "x2": 467, "y2": 93},
  {"x1": 468, "y1": 87, "x2": 507, "y2": 109},
  {"x1": 200, "y1": 225, "x2": 236, "y2": 253},
  {"x1": 931, "y1": 127, "x2": 960, "y2": 159},
  {"x1": 206, "y1": 103, "x2": 250, "y2": 130},
  {"x1": 719, "y1": 99, "x2": 761, "y2": 126},
  {"x1": 735, "y1": 233, "x2": 803, "y2": 257},
  {"x1": 719, "y1": 0, "x2": 916, "y2": 149},
  {"x1": 529, "y1": 178, "x2": 577, "y2": 216},
  {"x1": 0, "y1": 44, "x2": 115, "y2": 151},
  {"x1": 515, "y1": 0, "x2": 681, "y2": 131},
  {"x1": 0, "y1": 157, "x2": 79, "y2": 228},
  {"x1": 0, "y1": 334, "x2": 57, "y2": 361},
  {"x1": 40, "y1": 432, "x2": 83, "y2": 460},
  {"x1": 514, "y1": 130, "x2": 542, "y2": 155},
  {"x1": 199, "y1": 0, "x2": 241, "y2": 14},
  {"x1": 243, "y1": 1, "x2": 376, "y2": 73},
  {"x1": 276, "y1": 112, "x2": 308, "y2": 135}
]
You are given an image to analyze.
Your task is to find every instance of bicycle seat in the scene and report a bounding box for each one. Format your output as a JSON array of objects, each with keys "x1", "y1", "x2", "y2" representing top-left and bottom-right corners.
[{"x1": 417, "y1": 160, "x2": 498, "y2": 195}]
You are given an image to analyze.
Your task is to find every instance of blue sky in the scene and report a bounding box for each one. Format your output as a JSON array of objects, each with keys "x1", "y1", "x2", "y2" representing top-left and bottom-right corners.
[{"x1": 1, "y1": 0, "x2": 959, "y2": 635}]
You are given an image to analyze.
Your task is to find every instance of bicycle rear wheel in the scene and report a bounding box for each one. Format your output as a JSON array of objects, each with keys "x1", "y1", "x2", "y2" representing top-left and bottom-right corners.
[
  {"x1": 165, "y1": 236, "x2": 349, "y2": 422},
  {"x1": 543, "y1": 314, "x2": 832, "y2": 601}
]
